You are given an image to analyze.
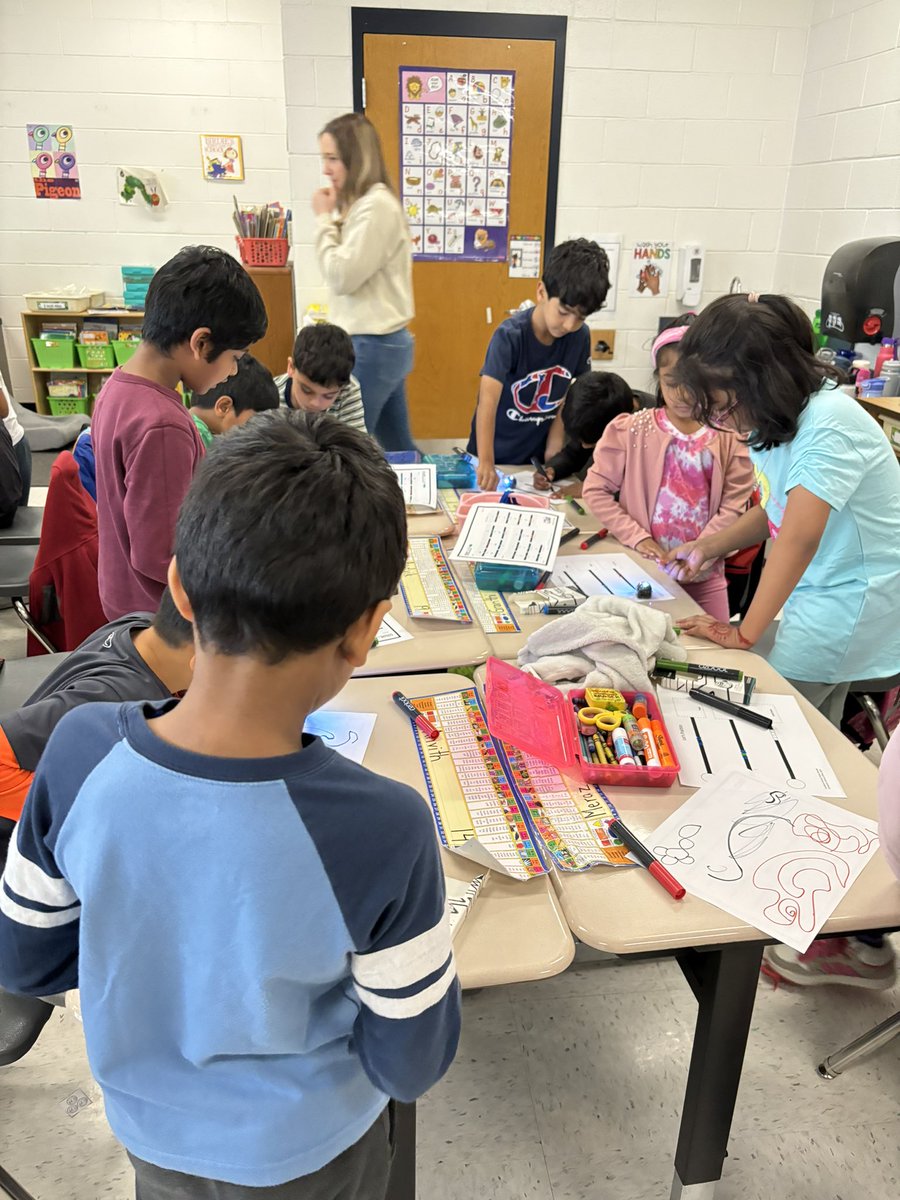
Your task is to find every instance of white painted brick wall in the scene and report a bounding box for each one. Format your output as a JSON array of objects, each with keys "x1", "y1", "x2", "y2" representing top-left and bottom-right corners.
[{"x1": 0, "y1": 0, "x2": 288, "y2": 399}]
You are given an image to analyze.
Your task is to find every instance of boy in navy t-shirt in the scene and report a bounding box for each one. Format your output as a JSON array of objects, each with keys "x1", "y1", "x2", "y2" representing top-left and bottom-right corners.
[{"x1": 468, "y1": 238, "x2": 610, "y2": 489}]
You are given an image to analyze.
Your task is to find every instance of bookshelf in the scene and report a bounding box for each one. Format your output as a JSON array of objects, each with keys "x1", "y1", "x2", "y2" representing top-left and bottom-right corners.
[{"x1": 21, "y1": 309, "x2": 144, "y2": 415}]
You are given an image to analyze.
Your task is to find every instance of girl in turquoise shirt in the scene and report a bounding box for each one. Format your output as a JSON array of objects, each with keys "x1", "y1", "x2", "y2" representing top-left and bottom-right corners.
[{"x1": 666, "y1": 293, "x2": 900, "y2": 727}]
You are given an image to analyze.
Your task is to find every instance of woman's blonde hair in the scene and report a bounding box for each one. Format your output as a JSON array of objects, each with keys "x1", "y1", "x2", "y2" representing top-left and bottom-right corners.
[{"x1": 319, "y1": 113, "x2": 397, "y2": 215}]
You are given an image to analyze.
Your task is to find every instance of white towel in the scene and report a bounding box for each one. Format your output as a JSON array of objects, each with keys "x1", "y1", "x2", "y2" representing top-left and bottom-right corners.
[{"x1": 517, "y1": 596, "x2": 687, "y2": 692}]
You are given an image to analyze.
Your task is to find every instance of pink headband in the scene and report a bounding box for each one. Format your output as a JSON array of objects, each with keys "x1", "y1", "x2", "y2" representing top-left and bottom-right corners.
[{"x1": 650, "y1": 321, "x2": 693, "y2": 368}]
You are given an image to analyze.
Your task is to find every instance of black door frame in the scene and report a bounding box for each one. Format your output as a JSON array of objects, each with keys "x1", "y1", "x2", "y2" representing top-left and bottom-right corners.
[{"x1": 350, "y1": 7, "x2": 567, "y2": 253}]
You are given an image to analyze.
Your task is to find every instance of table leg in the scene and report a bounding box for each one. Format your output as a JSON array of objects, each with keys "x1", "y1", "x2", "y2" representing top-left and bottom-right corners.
[
  {"x1": 670, "y1": 942, "x2": 763, "y2": 1200},
  {"x1": 386, "y1": 1100, "x2": 417, "y2": 1200}
]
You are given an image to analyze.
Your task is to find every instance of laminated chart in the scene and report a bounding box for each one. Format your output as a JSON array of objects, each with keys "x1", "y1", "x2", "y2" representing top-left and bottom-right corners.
[
  {"x1": 455, "y1": 563, "x2": 520, "y2": 635},
  {"x1": 399, "y1": 537, "x2": 472, "y2": 622},
  {"x1": 500, "y1": 743, "x2": 632, "y2": 870},
  {"x1": 409, "y1": 688, "x2": 547, "y2": 880},
  {"x1": 438, "y1": 488, "x2": 462, "y2": 519}
]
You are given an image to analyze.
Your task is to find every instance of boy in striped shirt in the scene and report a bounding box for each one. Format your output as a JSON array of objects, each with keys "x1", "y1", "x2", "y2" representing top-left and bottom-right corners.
[
  {"x1": 0, "y1": 411, "x2": 460, "y2": 1198},
  {"x1": 275, "y1": 322, "x2": 367, "y2": 434}
]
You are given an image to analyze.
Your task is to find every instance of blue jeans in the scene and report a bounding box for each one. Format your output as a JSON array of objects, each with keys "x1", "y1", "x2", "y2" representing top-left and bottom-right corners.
[{"x1": 351, "y1": 329, "x2": 417, "y2": 452}]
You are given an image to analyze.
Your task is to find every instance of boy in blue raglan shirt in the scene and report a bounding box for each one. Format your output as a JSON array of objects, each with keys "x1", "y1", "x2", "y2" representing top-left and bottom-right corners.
[
  {"x1": 0, "y1": 411, "x2": 460, "y2": 1199},
  {"x1": 468, "y1": 238, "x2": 610, "y2": 489}
]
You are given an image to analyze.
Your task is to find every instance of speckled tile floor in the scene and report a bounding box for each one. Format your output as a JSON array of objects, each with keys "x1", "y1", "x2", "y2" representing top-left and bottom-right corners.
[{"x1": 1, "y1": 946, "x2": 898, "y2": 1199}]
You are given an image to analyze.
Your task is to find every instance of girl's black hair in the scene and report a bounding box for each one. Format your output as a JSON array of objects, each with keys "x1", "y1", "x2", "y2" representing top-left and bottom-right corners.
[
  {"x1": 653, "y1": 313, "x2": 696, "y2": 407},
  {"x1": 674, "y1": 294, "x2": 841, "y2": 450}
]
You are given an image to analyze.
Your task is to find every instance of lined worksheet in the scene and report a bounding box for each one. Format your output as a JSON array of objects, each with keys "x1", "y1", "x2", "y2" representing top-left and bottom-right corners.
[
  {"x1": 551, "y1": 553, "x2": 674, "y2": 601},
  {"x1": 451, "y1": 503, "x2": 564, "y2": 570},
  {"x1": 391, "y1": 463, "x2": 438, "y2": 510}
]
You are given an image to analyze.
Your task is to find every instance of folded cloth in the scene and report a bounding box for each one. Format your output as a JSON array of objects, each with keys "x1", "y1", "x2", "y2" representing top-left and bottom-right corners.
[{"x1": 517, "y1": 596, "x2": 687, "y2": 691}]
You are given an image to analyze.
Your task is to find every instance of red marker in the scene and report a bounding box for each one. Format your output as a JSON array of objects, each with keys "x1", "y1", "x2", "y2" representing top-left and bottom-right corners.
[
  {"x1": 392, "y1": 690, "x2": 440, "y2": 741},
  {"x1": 580, "y1": 529, "x2": 609, "y2": 550},
  {"x1": 608, "y1": 818, "x2": 685, "y2": 900}
]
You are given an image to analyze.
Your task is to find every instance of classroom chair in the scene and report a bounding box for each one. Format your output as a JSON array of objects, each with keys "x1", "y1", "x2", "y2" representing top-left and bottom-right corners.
[
  {"x1": 817, "y1": 1009, "x2": 900, "y2": 1078},
  {"x1": 0, "y1": 542, "x2": 55, "y2": 653},
  {"x1": 0, "y1": 505, "x2": 43, "y2": 546},
  {"x1": 847, "y1": 672, "x2": 900, "y2": 750},
  {"x1": 0, "y1": 651, "x2": 67, "y2": 717}
]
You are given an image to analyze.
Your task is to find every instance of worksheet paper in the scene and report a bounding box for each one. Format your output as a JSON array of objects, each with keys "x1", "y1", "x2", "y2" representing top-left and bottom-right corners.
[
  {"x1": 550, "y1": 553, "x2": 674, "y2": 602},
  {"x1": 648, "y1": 770, "x2": 879, "y2": 951},
  {"x1": 451, "y1": 503, "x2": 564, "y2": 570},
  {"x1": 446, "y1": 872, "x2": 487, "y2": 940},
  {"x1": 657, "y1": 691, "x2": 845, "y2": 798},
  {"x1": 375, "y1": 613, "x2": 413, "y2": 646},
  {"x1": 392, "y1": 463, "x2": 438, "y2": 510},
  {"x1": 303, "y1": 711, "x2": 377, "y2": 765},
  {"x1": 509, "y1": 470, "x2": 577, "y2": 495}
]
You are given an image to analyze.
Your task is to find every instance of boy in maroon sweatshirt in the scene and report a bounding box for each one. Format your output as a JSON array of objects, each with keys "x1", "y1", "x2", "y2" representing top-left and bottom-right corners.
[{"x1": 92, "y1": 246, "x2": 267, "y2": 619}]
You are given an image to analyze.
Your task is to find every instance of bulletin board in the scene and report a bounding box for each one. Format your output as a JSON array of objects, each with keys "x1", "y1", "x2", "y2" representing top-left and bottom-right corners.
[{"x1": 399, "y1": 66, "x2": 514, "y2": 262}]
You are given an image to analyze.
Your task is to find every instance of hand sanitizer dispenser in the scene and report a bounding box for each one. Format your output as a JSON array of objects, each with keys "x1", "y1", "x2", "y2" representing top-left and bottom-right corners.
[{"x1": 676, "y1": 244, "x2": 704, "y2": 307}]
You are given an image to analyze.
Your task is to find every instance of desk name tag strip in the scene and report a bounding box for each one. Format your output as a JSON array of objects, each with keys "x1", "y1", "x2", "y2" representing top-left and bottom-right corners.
[{"x1": 400, "y1": 537, "x2": 472, "y2": 622}]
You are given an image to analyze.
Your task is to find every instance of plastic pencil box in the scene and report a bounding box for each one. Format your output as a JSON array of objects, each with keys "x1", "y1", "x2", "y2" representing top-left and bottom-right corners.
[
  {"x1": 423, "y1": 453, "x2": 477, "y2": 489},
  {"x1": 454, "y1": 490, "x2": 550, "y2": 528},
  {"x1": 484, "y1": 657, "x2": 680, "y2": 789}
]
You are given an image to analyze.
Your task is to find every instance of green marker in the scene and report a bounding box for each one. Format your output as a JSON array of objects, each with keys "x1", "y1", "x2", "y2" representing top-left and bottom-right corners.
[{"x1": 569, "y1": 496, "x2": 586, "y2": 516}]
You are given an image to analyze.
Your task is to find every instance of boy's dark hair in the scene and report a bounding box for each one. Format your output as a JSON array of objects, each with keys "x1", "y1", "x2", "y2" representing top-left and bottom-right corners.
[
  {"x1": 292, "y1": 323, "x2": 355, "y2": 387},
  {"x1": 675, "y1": 294, "x2": 841, "y2": 451},
  {"x1": 191, "y1": 354, "x2": 279, "y2": 415},
  {"x1": 152, "y1": 587, "x2": 193, "y2": 649},
  {"x1": 174, "y1": 410, "x2": 407, "y2": 664},
  {"x1": 141, "y1": 246, "x2": 268, "y2": 359},
  {"x1": 563, "y1": 372, "x2": 634, "y2": 445},
  {"x1": 542, "y1": 239, "x2": 610, "y2": 316}
]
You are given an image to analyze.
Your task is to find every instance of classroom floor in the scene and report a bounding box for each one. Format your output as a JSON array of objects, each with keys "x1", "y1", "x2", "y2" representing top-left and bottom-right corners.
[{"x1": 1, "y1": 945, "x2": 899, "y2": 1199}]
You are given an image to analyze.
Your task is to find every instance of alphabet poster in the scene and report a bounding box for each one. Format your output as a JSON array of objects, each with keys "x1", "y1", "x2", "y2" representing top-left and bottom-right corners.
[
  {"x1": 399, "y1": 67, "x2": 514, "y2": 262},
  {"x1": 629, "y1": 240, "x2": 672, "y2": 298},
  {"x1": 27, "y1": 124, "x2": 80, "y2": 200}
]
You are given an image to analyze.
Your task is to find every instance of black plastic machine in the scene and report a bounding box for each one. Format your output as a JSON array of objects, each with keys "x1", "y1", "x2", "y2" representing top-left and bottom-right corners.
[{"x1": 821, "y1": 236, "x2": 900, "y2": 352}]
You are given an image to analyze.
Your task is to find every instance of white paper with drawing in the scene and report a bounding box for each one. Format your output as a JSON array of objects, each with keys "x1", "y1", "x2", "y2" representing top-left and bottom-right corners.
[
  {"x1": 375, "y1": 613, "x2": 413, "y2": 646},
  {"x1": 657, "y1": 691, "x2": 845, "y2": 797},
  {"x1": 392, "y1": 464, "x2": 438, "y2": 511},
  {"x1": 649, "y1": 770, "x2": 878, "y2": 952},
  {"x1": 303, "y1": 711, "x2": 377, "y2": 765},
  {"x1": 551, "y1": 553, "x2": 674, "y2": 601},
  {"x1": 451, "y1": 503, "x2": 564, "y2": 570}
]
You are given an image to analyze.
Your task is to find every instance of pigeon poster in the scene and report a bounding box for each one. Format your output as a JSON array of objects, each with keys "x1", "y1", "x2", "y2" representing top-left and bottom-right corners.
[{"x1": 27, "y1": 124, "x2": 80, "y2": 200}]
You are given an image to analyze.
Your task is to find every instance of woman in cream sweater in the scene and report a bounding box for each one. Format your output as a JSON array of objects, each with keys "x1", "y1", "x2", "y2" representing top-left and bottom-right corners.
[{"x1": 312, "y1": 113, "x2": 416, "y2": 451}]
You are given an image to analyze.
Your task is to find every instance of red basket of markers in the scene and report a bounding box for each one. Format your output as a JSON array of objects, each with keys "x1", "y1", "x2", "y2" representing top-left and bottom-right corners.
[{"x1": 236, "y1": 237, "x2": 290, "y2": 267}]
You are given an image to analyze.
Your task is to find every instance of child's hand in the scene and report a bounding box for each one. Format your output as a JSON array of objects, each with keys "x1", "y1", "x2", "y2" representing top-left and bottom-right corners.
[
  {"x1": 477, "y1": 461, "x2": 499, "y2": 491},
  {"x1": 311, "y1": 187, "x2": 336, "y2": 216},
  {"x1": 533, "y1": 466, "x2": 555, "y2": 491},
  {"x1": 635, "y1": 537, "x2": 665, "y2": 561},
  {"x1": 678, "y1": 614, "x2": 754, "y2": 650},
  {"x1": 664, "y1": 538, "x2": 712, "y2": 582}
]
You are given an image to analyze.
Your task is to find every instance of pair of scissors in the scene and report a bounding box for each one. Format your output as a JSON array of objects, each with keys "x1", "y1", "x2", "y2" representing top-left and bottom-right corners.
[{"x1": 577, "y1": 706, "x2": 622, "y2": 732}]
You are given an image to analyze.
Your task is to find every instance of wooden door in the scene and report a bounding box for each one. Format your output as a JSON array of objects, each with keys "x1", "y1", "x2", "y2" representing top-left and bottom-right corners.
[{"x1": 363, "y1": 35, "x2": 557, "y2": 439}]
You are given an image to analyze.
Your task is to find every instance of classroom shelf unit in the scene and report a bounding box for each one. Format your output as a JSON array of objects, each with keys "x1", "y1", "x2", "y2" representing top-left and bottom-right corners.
[{"x1": 21, "y1": 309, "x2": 144, "y2": 415}]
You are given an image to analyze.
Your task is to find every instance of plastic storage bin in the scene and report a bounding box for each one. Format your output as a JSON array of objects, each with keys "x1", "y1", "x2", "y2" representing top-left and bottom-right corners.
[
  {"x1": 77, "y1": 343, "x2": 115, "y2": 369},
  {"x1": 236, "y1": 237, "x2": 290, "y2": 267},
  {"x1": 424, "y1": 453, "x2": 477, "y2": 489},
  {"x1": 113, "y1": 340, "x2": 140, "y2": 365},
  {"x1": 32, "y1": 337, "x2": 75, "y2": 368},
  {"x1": 48, "y1": 395, "x2": 91, "y2": 416},
  {"x1": 484, "y1": 657, "x2": 680, "y2": 789}
]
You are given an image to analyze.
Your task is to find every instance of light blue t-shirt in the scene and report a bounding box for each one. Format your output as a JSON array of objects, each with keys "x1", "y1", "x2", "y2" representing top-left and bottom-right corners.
[{"x1": 750, "y1": 384, "x2": 900, "y2": 684}]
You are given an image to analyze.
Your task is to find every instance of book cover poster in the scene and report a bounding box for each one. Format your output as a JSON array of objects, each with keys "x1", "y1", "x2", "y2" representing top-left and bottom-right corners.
[
  {"x1": 629, "y1": 241, "x2": 673, "y2": 298},
  {"x1": 200, "y1": 134, "x2": 244, "y2": 182},
  {"x1": 400, "y1": 67, "x2": 514, "y2": 263},
  {"x1": 27, "y1": 124, "x2": 80, "y2": 200}
]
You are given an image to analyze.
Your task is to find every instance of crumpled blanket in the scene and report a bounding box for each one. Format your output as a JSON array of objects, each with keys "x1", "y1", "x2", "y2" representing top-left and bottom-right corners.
[{"x1": 517, "y1": 596, "x2": 687, "y2": 692}]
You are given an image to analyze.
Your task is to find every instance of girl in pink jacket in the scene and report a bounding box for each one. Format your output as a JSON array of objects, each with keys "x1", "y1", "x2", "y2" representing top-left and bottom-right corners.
[{"x1": 582, "y1": 321, "x2": 754, "y2": 620}]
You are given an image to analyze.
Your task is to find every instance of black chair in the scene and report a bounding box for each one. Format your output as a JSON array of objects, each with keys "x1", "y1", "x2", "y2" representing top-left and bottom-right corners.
[
  {"x1": 0, "y1": 543, "x2": 56, "y2": 653},
  {"x1": 0, "y1": 651, "x2": 68, "y2": 717},
  {"x1": 0, "y1": 505, "x2": 43, "y2": 547}
]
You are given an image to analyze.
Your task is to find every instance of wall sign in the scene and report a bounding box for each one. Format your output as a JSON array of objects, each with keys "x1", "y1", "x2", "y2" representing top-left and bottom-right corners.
[
  {"x1": 629, "y1": 241, "x2": 673, "y2": 298},
  {"x1": 200, "y1": 134, "x2": 244, "y2": 182},
  {"x1": 399, "y1": 67, "x2": 514, "y2": 262},
  {"x1": 27, "y1": 124, "x2": 80, "y2": 200}
]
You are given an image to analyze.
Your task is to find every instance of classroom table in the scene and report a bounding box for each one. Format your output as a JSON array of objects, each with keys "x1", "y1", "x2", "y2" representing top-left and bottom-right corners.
[
  {"x1": 535, "y1": 650, "x2": 900, "y2": 1199},
  {"x1": 357, "y1": 596, "x2": 491, "y2": 677}
]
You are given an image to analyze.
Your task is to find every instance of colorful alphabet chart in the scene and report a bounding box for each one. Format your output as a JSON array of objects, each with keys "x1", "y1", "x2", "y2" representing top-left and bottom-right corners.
[
  {"x1": 399, "y1": 67, "x2": 514, "y2": 262},
  {"x1": 408, "y1": 688, "x2": 547, "y2": 880},
  {"x1": 400, "y1": 537, "x2": 472, "y2": 622},
  {"x1": 454, "y1": 563, "x2": 520, "y2": 635},
  {"x1": 501, "y1": 743, "x2": 633, "y2": 871}
]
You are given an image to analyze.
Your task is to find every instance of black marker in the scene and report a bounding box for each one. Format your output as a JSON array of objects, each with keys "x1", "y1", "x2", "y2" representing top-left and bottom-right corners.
[
  {"x1": 559, "y1": 527, "x2": 580, "y2": 547},
  {"x1": 689, "y1": 687, "x2": 773, "y2": 729},
  {"x1": 530, "y1": 455, "x2": 551, "y2": 481}
]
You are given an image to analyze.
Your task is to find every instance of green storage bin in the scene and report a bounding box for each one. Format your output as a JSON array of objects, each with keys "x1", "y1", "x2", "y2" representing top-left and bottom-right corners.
[
  {"x1": 32, "y1": 337, "x2": 75, "y2": 369},
  {"x1": 48, "y1": 394, "x2": 91, "y2": 416},
  {"x1": 77, "y1": 343, "x2": 115, "y2": 369},
  {"x1": 113, "y1": 340, "x2": 140, "y2": 365}
]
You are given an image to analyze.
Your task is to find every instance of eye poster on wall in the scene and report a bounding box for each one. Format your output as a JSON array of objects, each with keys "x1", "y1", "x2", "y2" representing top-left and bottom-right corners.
[
  {"x1": 399, "y1": 67, "x2": 514, "y2": 263},
  {"x1": 27, "y1": 124, "x2": 80, "y2": 200}
]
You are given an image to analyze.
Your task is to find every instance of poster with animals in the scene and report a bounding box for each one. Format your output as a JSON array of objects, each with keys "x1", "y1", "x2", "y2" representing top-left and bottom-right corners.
[
  {"x1": 399, "y1": 67, "x2": 514, "y2": 262},
  {"x1": 27, "y1": 124, "x2": 79, "y2": 200}
]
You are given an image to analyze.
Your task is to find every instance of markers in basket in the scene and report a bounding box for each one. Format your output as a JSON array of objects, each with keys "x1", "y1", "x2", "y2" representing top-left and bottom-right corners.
[
  {"x1": 688, "y1": 686, "x2": 773, "y2": 729},
  {"x1": 608, "y1": 819, "x2": 685, "y2": 901},
  {"x1": 392, "y1": 691, "x2": 440, "y2": 740}
]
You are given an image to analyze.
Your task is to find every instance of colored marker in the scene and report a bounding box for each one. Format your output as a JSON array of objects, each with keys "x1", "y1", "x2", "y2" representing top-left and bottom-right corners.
[
  {"x1": 655, "y1": 658, "x2": 743, "y2": 681},
  {"x1": 688, "y1": 687, "x2": 773, "y2": 730},
  {"x1": 559, "y1": 527, "x2": 581, "y2": 547},
  {"x1": 392, "y1": 690, "x2": 440, "y2": 741},
  {"x1": 608, "y1": 818, "x2": 685, "y2": 901},
  {"x1": 580, "y1": 530, "x2": 609, "y2": 550},
  {"x1": 569, "y1": 496, "x2": 586, "y2": 516},
  {"x1": 650, "y1": 720, "x2": 675, "y2": 768}
]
